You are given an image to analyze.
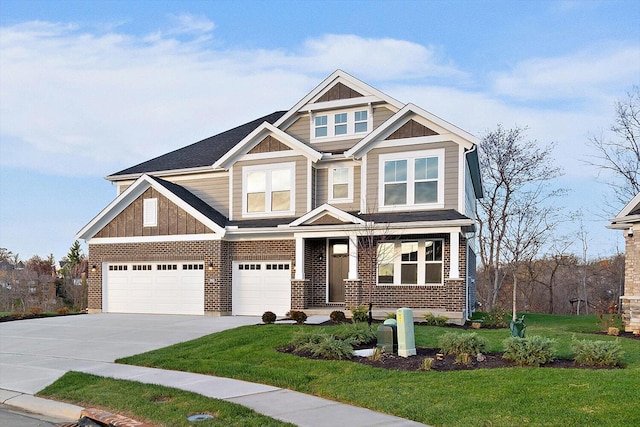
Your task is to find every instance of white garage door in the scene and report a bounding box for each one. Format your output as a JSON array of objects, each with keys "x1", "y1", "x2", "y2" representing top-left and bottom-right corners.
[
  {"x1": 104, "y1": 262, "x2": 204, "y2": 315},
  {"x1": 232, "y1": 261, "x2": 291, "y2": 316}
]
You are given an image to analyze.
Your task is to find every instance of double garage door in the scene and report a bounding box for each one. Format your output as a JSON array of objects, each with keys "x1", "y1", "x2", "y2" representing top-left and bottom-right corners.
[
  {"x1": 104, "y1": 261, "x2": 291, "y2": 316},
  {"x1": 104, "y1": 262, "x2": 205, "y2": 315}
]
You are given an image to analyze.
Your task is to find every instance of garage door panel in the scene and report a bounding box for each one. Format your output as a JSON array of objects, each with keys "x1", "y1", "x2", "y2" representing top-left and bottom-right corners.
[
  {"x1": 232, "y1": 262, "x2": 291, "y2": 316},
  {"x1": 105, "y1": 262, "x2": 204, "y2": 315}
]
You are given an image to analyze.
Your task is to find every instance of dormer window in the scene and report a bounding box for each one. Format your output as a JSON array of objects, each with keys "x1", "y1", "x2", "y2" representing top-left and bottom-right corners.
[{"x1": 311, "y1": 107, "x2": 372, "y2": 142}]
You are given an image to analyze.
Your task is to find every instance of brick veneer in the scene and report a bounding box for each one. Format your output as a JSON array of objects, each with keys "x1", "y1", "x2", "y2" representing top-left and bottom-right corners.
[{"x1": 622, "y1": 225, "x2": 640, "y2": 332}]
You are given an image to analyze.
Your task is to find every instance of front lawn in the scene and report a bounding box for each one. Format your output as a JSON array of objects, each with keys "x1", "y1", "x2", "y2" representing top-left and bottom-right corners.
[
  {"x1": 115, "y1": 314, "x2": 640, "y2": 426},
  {"x1": 39, "y1": 371, "x2": 294, "y2": 427}
]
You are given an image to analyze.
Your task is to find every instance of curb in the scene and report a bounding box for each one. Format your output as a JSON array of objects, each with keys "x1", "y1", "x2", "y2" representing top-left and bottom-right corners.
[{"x1": 0, "y1": 389, "x2": 83, "y2": 422}]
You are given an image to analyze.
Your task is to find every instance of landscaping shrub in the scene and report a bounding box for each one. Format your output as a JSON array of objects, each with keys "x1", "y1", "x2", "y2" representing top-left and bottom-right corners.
[
  {"x1": 56, "y1": 307, "x2": 70, "y2": 315},
  {"x1": 286, "y1": 310, "x2": 307, "y2": 324},
  {"x1": 293, "y1": 332, "x2": 353, "y2": 360},
  {"x1": 439, "y1": 332, "x2": 487, "y2": 356},
  {"x1": 483, "y1": 307, "x2": 508, "y2": 328},
  {"x1": 334, "y1": 323, "x2": 376, "y2": 346},
  {"x1": 349, "y1": 305, "x2": 368, "y2": 323},
  {"x1": 290, "y1": 329, "x2": 326, "y2": 349},
  {"x1": 29, "y1": 306, "x2": 43, "y2": 315},
  {"x1": 420, "y1": 357, "x2": 434, "y2": 371},
  {"x1": 330, "y1": 310, "x2": 346, "y2": 323},
  {"x1": 262, "y1": 311, "x2": 277, "y2": 324},
  {"x1": 503, "y1": 336, "x2": 556, "y2": 366},
  {"x1": 572, "y1": 338, "x2": 624, "y2": 367},
  {"x1": 423, "y1": 312, "x2": 448, "y2": 326}
]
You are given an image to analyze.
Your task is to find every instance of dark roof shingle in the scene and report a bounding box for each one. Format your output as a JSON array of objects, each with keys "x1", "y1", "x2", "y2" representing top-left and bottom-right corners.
[{"x1": 109, "y1": 111, "x2": 286, "y2": 177}]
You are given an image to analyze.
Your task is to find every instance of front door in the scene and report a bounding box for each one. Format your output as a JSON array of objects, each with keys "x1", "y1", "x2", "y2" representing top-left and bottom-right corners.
[{"x1": 329, "y1": 240, "x2": 349, "y2": 302}]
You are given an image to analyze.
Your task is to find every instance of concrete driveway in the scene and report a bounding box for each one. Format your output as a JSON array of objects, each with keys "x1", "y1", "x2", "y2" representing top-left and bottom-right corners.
[{"x1": 0, "y1": 313, "x2": 258, "y2": 394}]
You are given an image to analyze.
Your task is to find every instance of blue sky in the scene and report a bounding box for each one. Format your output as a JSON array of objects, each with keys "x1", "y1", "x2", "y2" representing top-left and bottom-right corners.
[{"x1": 1, "y1": 0, "x2": 639, "y2": 261}]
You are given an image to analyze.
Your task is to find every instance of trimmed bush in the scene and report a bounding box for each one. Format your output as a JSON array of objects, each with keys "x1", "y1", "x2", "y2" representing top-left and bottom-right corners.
[
  {"x1": 439, "y1": 332, "x2": 487, "y2": 356},
  {"x1": 572, "y1": 338, "x2": 624, "y2": 367},
  {"x1": 503, "y1": 336, "x2": 556, "y2": 366},
  {"x1": 483, "y1": 307, "x2": 508, "y2": 328},
  {"x1": 424, "y1": 312, "x2": 448, "y2": 326},
  {"x1": 334, "y1": 323, "x2": 376, "y2": 346},
  {"x1": 261, "y1": 311, "x2": 277, "y2": 324},
  {"x1": 350, "y1": 305, "x2": 368, "y2": 323},
  {"x1": 330, "y1": 310, "x2": 346, "y2": 323},
  {"x1": 286, "y1": 310, "x2": 307, "y2": 324}
]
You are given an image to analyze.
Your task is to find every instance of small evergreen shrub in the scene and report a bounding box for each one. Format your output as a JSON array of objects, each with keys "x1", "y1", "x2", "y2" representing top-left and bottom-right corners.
[
  {"x1": 291, "y1": 329, "x2": 327, "y2": 349},
  {"x1": 503, "y1": 336, "x2": 556, "y2": 366},
  {"x1": 330, "y1": 310, "x2": 346, "y2": 323},
  {"x1": 29, "y1": 306, "x2": 43, "y2": 315},
  {"x1": 334, "y1": 323, "x2": 376, "y2": 346},
  {"x1": 262, "y1": 311, "x2": 277, "y2": 324},
  {"x1": 572, "y1": 338, "x2": 624, "y2": 367},
  {"x1": 439, "y1": 332, "x2": 487, "y2": 356},
  {"x1": 56, "y1": 307, "x2": 70, "y2": 315},
  {"x1": 483, "y1": 307, "x2": 508, "y2": 328},
  {"x1": 423, "y1": 312, "x2": 448, "y2": 326},
  {"x1": 350, "y1": 305, "x2": 368, "y2": 323},
  {"x1": 286, "y1": 310, "x2": 307, "y2": 324}
]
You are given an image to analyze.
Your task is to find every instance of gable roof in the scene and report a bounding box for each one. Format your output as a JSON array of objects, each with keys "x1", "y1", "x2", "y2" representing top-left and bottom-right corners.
[
  {"x1": 608, "y1": 191, "x2": 640, "y2": 229},
  {"x1": 76, "y1": 174, "x2": 226, "y2": 240},
  {"x1": 289, "y1": 204, "x2": 365, "y2": 226},
  {"x1": 273, "y1": 70, "x2": 404, "y2": 130},
  {"x1": 213, "y1": 122, "x2": 322, "y2": 169},
  {"x1": 107, "y1": 111, "x2": 286, "y2": 180}
]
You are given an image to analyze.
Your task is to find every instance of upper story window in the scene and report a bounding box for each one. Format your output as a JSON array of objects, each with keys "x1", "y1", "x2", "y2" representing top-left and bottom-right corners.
[
  {"x1": 377, "y1": 239, "x2": 443, "y2": 285},
  {"x1": 328, "y1": 166, "x2": 353, "y2": 203},
  {"x1": 143, "y1": 198, "x2": 158, "y2": 227},
  {"x1": 311, "y1": 107, "x2": 372, "y2": 142},
  {"x1": 243, "y1": 163, "x2": 295, "y2": 217},
  {"x1": 378, "y1": 149, "x2": 445, "y2": 211}
]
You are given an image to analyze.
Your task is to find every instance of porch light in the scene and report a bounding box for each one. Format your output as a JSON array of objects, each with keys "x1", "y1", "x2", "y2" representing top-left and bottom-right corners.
[
  {"x1": 91, "y1": 264, "x2": 97, "y2": 272},
  {"x1": 208, "y1": 263, "x2": 214, "y2": 271}
]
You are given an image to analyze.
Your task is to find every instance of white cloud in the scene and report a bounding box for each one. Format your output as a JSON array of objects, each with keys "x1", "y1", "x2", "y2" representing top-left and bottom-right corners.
[{"x1": 492, "y1": 44, "x2": 640, "y2": 101}]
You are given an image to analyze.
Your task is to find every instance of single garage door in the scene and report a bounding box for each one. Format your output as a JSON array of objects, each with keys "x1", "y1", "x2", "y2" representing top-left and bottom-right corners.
[
  {"x1": 232, "y1": 261, "x2": 291, "y2": 316},
  {"x1": 104, "y1": 262, "x2": 204, "y2": 315}
]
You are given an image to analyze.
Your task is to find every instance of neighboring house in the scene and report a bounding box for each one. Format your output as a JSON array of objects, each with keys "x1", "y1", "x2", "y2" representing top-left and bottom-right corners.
[
  {"x1": 76, "y1": 70, "x2": 483, "y2": 323},
  {"x1": 609, "y1": 191, "x2": 640, "y2": 332}
]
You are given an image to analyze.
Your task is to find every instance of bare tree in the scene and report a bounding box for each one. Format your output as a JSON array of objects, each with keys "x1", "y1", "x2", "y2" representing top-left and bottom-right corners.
[
  {"x1": 587, "y1": 86, "x2": 640, "y2": 208},
  {"x1": 476, "y1": 125, "x2": 562, "y2": 312}
]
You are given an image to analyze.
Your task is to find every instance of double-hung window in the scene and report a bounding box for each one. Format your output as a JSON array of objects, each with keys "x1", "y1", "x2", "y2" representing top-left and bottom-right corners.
[
  {"x1": 328, "y1": 166, "x2": 353, "y2": 203},
  {"x1": 379, "y1": 149, "x2": 444, "y2": 210},
  {"x1": 311, "y1": 108, "x2": 371, "y2": 141},
  {"x1": 243, "y1": 163, "x2": 295, "y2": 216},
  {"x1": 377, "y1": 239, "x2": 444, "y2": 285}
]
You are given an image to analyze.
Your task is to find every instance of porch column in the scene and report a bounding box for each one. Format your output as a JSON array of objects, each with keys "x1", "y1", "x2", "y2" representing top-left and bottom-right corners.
[
  {"x1": 295, "y1": 236, "x2": 305, "y2": 280},
  {"x1": 348, "y1": 235, "x2": 358, "y2": 280},
  {"x1": 449, "y1": 231, "x2": 460, "y2": 279}
]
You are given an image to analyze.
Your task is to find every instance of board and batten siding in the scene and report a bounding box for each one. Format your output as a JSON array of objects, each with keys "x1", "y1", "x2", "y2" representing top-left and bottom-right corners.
[
  {"x1": 95, "y1": 188, "x2": 213, "y2": 238},
  {"x1": 365, "y1": 141, "x2": 459, "y2": 212},
  {"x1": 232, "y1": 156, "x2": 309, "y2": 219}
]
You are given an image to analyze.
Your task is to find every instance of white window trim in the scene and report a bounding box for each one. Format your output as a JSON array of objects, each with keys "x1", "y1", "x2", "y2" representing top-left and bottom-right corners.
[
  {"x1": 378, "y1": 149, "x2": 445, "y2": 211},
  {"x1": 377, "y1": 239, "x2": 444, "y2": 286},
  {"x1": 328, "y1": 166, "x2": 354, "y2": 203},
  {"x1": 143, "y1": 198, "x2": 158, "y2": 227},
  {"x1": 310, "y1": 106, "x2": 373, "y2": 143},
  {"x1": 242, "y1": 162, "x2": 295, "y2": 218}
]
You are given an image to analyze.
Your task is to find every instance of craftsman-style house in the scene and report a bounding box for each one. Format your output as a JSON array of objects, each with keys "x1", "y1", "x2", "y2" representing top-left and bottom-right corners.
[{"x1": 77, "y1": 70, "x2": 483, "y2": 323}]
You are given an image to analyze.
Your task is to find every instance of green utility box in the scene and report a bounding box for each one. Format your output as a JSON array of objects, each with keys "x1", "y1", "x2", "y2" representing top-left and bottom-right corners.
[
  {"x1": 397, "y1": 307, "x2": 417, "y2": 357},
  {"x1": 377, "y1": 323, "x2": 397, "y2": 353}
]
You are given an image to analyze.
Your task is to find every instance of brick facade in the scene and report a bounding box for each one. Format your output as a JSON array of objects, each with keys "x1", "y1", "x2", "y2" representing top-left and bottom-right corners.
[{"x1": 622, "y1": 224, "x2": 640, "y2": 332}]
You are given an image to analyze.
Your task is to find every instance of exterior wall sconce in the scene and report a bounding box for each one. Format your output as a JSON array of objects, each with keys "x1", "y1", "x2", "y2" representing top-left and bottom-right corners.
[
  {"x1": 317, "y1": 253, "x2": 324, "y2": 262},
  {"x1": 91, "y1": 264, "x2": 97, "y2": 272},
  {"x1": 208, "y1": 263, "x2": 214, "y2": 271}
]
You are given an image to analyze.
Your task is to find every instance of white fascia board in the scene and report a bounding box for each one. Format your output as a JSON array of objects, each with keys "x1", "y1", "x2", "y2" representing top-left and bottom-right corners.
[
  {"x1": 346, "y1": 103, "x2": 477, "y2": 159},
  {"x1": 88, "y1": 234, "x2": 222, "y2": 245},
  {"x1": 76, "y1": 175, "x2": 153, "y2": 240},
  {"x1": 274, "y1": 70, "x2": 404, "y2": 130},
  {"x1": 213, "y1": 123, "x2": 321, "y2": 169},
  {"x1": 289, "y1": 203, "x2": 365, "y2": 226},
  {"x1": 608, "y1": 214, "x2": 640, "y2": 229},
  {"x1": 612, "y1": 191, "x2": 640, "y2": 220},
  {"x1": 301, "y1": 96, "x2": 380, "y2": 112}
]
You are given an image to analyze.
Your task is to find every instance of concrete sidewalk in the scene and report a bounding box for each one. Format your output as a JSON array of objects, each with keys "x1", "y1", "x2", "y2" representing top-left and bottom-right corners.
[{"x1": 0, "y1": 314, "x2": 427, "y2": 426}]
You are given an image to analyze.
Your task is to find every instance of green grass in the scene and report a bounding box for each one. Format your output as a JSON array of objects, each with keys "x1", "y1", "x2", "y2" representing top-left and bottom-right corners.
[
  {"x1": 38, "y1": 372, "x2": 293, "y2": 427},
  {"x1": 115, "y1": 314, "x2": 640, "y2": 427}
]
